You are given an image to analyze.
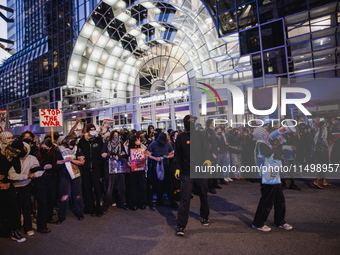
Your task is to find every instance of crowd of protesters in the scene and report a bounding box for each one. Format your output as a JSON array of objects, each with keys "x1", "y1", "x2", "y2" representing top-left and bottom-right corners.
[{"x1": 1, "y1": 115, "x2": 340, "y2": 241}]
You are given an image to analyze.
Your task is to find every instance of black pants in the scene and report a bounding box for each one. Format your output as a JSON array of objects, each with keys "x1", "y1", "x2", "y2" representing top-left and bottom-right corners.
[
  {"x1": 253, "y1": 184, "x2": 286, "y2": 228},
  {"x1": 0, "y1": 185, "x2": 21, "y2": 231},
  {"x1": 82, "y1": 168, "x2": 102, "y2": 214},
  {"x1": 152, "y1": 163, "x2": 175, "y2": 204},
  {"x1": 16, "y1": 184, "x2": 32, "y2": 232},
  {"x1": 127, "y1": 171, "x2": 147, "y2": 207},
  {"x1": 177, "y1": 175, "x2": 209, "y2": 228},
  {"x1": 59, "y1": 175, "x2": 83, "y2": 219},
  {"x1": 44, "y1": 174, "x2": 58, "y2": 222},
  {"x1": 103, "y1": 171, "x2": 126, "y2": 208}
]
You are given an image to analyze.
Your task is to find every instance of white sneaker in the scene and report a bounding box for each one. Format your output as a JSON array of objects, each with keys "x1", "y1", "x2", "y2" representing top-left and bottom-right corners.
[
  {"x1": 278, "y1": 223, "x2": 293, "y2": 231},
  {"x1": 227, "y1": 177, "x2": 233, "y2": 182},
  {"x1": 224, "y1": 178, "x2": 229, "y2": 182},
  {"x1": 252, "y1": 224, "x2": 271, "y2": 232},
  {"x1": 26, "y1": 230, "x2": 34, "y2": 236},
  {"x1": 111, "y1": 203, "x2": 117, "y2": 207}
]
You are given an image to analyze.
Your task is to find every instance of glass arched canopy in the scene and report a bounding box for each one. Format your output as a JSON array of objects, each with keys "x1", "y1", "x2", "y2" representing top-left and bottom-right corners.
[{"x1": 65, "y1": 0, "x2": 243, "y2": 112}]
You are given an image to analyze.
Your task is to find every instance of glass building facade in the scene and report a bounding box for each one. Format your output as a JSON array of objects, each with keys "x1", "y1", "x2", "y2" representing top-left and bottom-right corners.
[{"x1": 0, "y1": 0, "x2": 339, "y2": 133}]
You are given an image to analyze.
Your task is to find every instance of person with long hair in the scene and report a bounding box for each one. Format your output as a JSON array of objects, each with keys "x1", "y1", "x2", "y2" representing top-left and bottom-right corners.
[
  {"x1": 125, "y1": 135, "x2": 147, "y2": 210},
  {"x1": 101, "y1": 130, "x2": 128, "y2": 211},
  {"x1": 34, "y1": 139, "x2": 64, "y2": 233}
]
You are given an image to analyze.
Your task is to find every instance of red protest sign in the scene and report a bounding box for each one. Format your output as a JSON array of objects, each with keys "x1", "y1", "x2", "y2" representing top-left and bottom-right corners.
[
  {"x1": 39, "y1": 109, "x2": 63, "y2": 127},
  {"x1": 130, "y1": 148, "x2": 146, "y2": 172}
]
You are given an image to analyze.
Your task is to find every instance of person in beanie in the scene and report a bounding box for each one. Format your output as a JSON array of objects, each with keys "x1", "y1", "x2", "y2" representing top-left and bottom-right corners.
[
  {"x1": 176, "y1": 115, "x2": 210, "y2": 236},
  {"x1": 78, "y1": 123, "x2": 104, "y2": 216},
  {"x1": 252, "y1": 127, "x2": 292, "y2": 232},
  {"x1": 0, "y1": 138, "x2": 27, "y2": 242}
]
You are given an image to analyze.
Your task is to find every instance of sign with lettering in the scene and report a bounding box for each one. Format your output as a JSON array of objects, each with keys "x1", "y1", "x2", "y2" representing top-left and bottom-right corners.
[
  {"x1": 0, "y1": 109, "x2": 7, "y2": 132},
  {"x1": 130, "y1": 148, "x2": 146, "y2": 172},
  {"x1": 39, "y1": 109, "x2": 63, "y2": 127}
]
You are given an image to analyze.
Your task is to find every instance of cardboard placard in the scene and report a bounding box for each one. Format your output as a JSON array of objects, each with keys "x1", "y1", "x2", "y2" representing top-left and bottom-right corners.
[
  {"x1": 101, "y1": 119, "x2": 115, "y2": 134},
  {"x1": 0, "y1": 109, "x2": 7, "y2": 132},
  {"x1": 39, "y1": 109, "x2": 63, "y2": 127},
  {"x1": 130, "y1": 148, "x2": 146, "y2": 172}
]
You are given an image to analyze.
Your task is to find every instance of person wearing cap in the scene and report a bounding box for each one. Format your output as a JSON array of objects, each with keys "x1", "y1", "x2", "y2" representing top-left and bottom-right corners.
[
  {"x1": 252, "y1": 126, "x2": 292, "y2": 232},
  {"x1": 0, "y1": 138, "x2": 28, "y2": 242},
  {"x1": 146, "y1": 132, "x2": 177, "y2": 208},
  {"x1": 56, "y1": 135, "x2": 85, "y2": 224},
  {"x1": 77, "y1": 123, "x2": 104, "y2": 217},
  {"x1": 175, "y1": 115, "x2": 210, "y2": 236}
]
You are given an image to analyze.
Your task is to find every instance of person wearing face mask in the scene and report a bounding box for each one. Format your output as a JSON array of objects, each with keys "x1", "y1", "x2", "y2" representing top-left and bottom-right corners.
[
  {"x1": 175, "y1": 115, "x2": 210, "y2": 236},
  {"x1": 78, "y1": 123, "x2": 104, "y2": 216},
  {"x1": 56, "y1": 135, "x2": 85, "y2": 224},
  {"x1": 147, "y1": 132, "x2": 177, "y2": 208},
  {"x1": 125, "y1": 135, "x2": 147, "y2": 210},
  {"x1": 0, "y1": 131, "x2": 14, "y2": 151},
  {"x1": 20, "y1": 131, "x2": 38, "y2": 157},
  {"x1": 101, "y1": 130, "x2": 128, "y2": 212},
  {"x1": 35, "y1": 139, "x2": 64, "y2": 231},
  {"x1": 0, "y1": 138, "x2": 28, "y2": 242},
  {"x1": 8, "y1": 142, "x2": 43, "y2": 237},
  {"x1": 252, "y1": 127, "x2": 292, "y2": 232}
]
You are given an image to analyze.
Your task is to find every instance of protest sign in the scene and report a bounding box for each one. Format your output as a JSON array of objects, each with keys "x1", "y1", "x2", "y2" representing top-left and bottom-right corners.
[
  {"x1": 0, "y1": 109, "x2": 7, "y2": 132},
  {"x1": 130, "y1": 148, "x2": 146, "y2": 172},
  {"x1": 109, "y1": 158, "x2": 130, "y2": 174},
  {"x1": 39, "y1": 109, "x2": 63, "y2": 127},
  {"x1": 101, "y1": 119, "x2": 115, "y2": 134}
]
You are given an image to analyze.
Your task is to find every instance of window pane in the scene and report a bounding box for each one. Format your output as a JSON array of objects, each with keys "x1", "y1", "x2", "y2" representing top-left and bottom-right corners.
[
  {"x1": 217, "y1": 0, "x2": 235, "y2": 13},
  {"x1": 237, "y1": 1, "x2": 258, "y2": 31},
  {"x1": 263, "y1": 48, "x2": 287, "y2": 75},
  {"x1": 282, "y1": 0, "x2": 307, "y2": 16},
  {"x1": 261, "y1": 20, "x2": 284, "y2": 50},
  {"x1": 218, "y1": 10, "x2": 237, "y2": 36},
  {"x1": 258, "y1": 0, "x2": 283, "y2": 24},
  {"x1": 239, "y1": 27, "x2": 260, "y2": 55},
  {"x1": 252, "y1": 53, "x2": 263, "y2": 78}
]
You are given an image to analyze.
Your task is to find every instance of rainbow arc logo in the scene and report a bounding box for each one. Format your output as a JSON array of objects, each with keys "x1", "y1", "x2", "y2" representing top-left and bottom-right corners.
[{"x1": 197, "y1": 82, "x2": 223, "y2": 107}]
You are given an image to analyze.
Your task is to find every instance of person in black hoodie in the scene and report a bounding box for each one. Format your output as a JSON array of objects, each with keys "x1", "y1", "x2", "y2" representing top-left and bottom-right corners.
[
  {"x1": 147, "y1": 132, "x2": 177, "y2": 208},
  {"x1": 35, "y1": 139, "x2": 64, "y2": 230},
  {"x1": 176, "y1": 115, "x2": 210, "y2": 236},
  {"x1": 101, "y1": 130, "x2": 128, "y2": 211},
  {"x1": 0, "y1": 138, "x2": 27, "y2": 242},
  {"x1": 77, "y1": 123, "x2": 104, "y2": 217}
]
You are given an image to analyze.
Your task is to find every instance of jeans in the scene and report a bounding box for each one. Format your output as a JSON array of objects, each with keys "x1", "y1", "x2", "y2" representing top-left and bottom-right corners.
[
  {"x1": 16, "y1": 183, "x2": 33, "y2": 232},
  {"x1": 253, "y1": 184, "x2": 286, "y2": 228},
  {"x1": 43, "y1": 173, "x2": 58, "y2": 222},
  {"x1": 59, "y1": 175, "x2": 83, "y2": 219},
  {"x1": 231, "y1": 153, "x2": 242, "y2": 174},
  {"x1": 177, "y1": 175, "x2": 209, "y2": 228}
]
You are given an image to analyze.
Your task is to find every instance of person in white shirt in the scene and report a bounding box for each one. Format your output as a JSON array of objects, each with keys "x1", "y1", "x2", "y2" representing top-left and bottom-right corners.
[{"x1": 9, "y1": 142, "x2": 44, "y2": 236}]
